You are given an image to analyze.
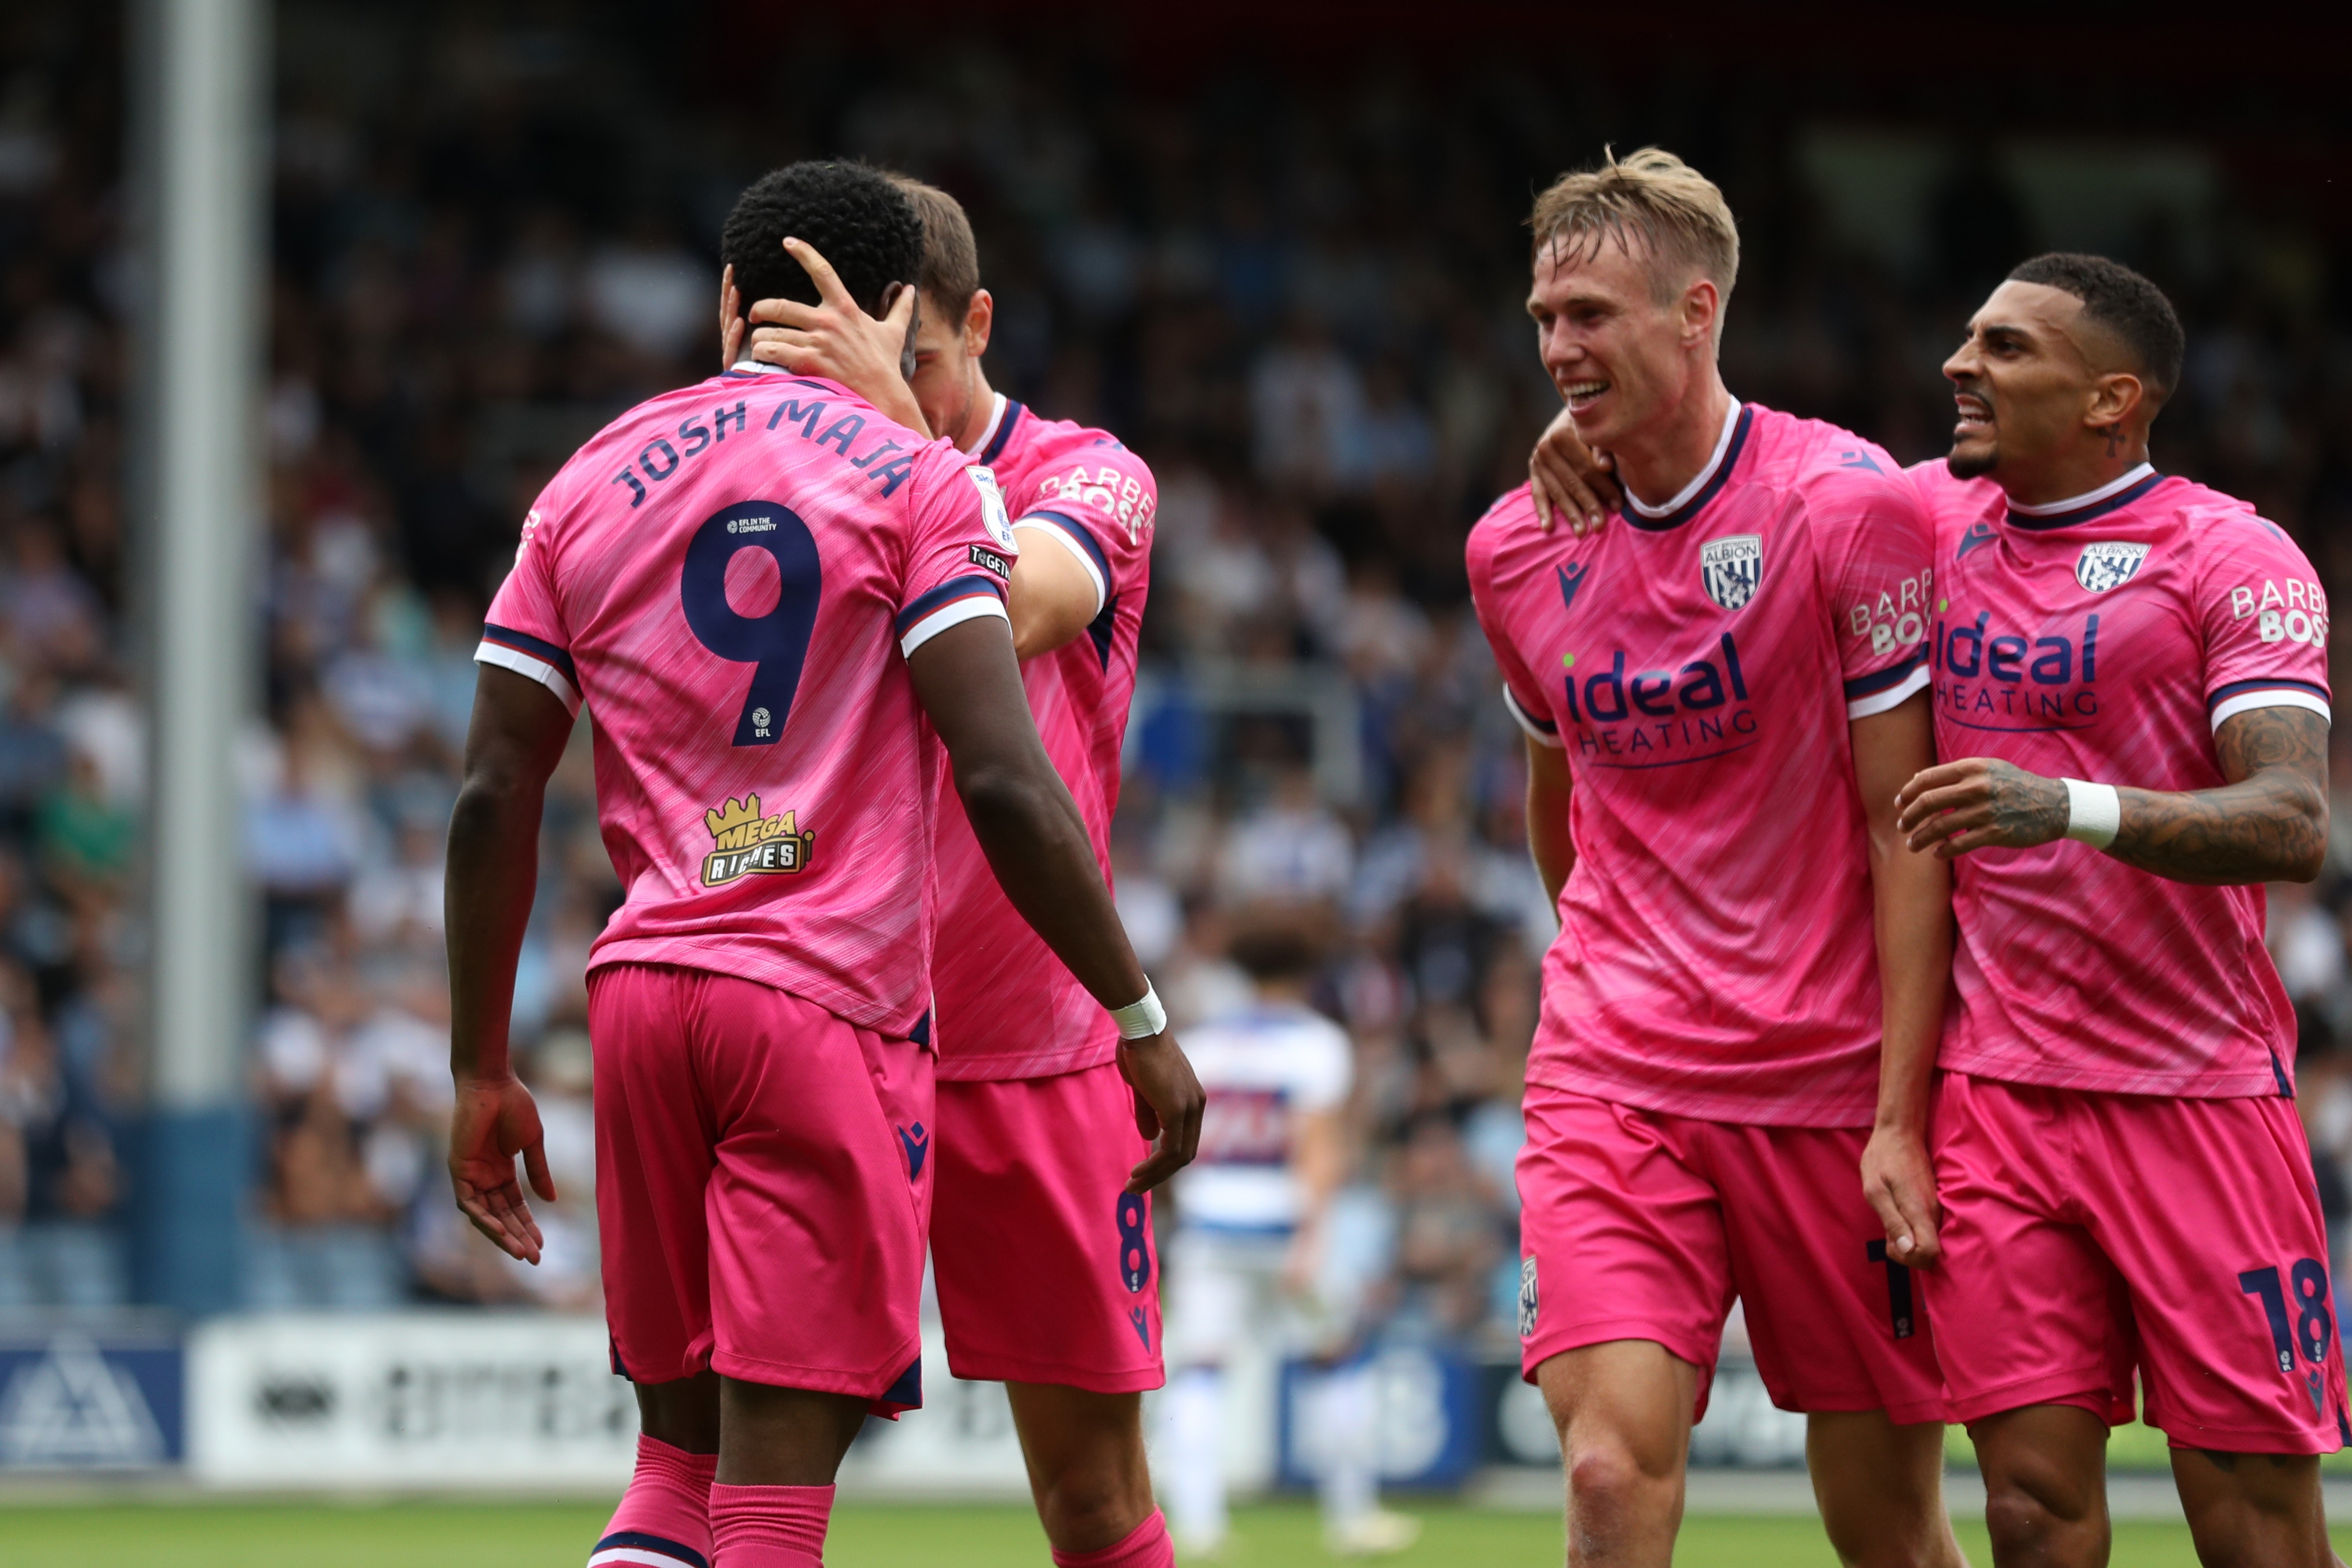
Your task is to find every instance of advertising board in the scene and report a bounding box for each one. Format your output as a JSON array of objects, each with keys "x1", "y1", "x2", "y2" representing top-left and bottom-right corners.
[{"x1": 187, "y1": 1311, "x2": 635, "y2": 1488}]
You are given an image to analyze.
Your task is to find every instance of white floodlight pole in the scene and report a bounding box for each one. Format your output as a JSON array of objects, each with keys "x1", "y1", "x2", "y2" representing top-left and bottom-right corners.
[{"x1": 139, "y1": 0, "x2": 265, "y2": 1314}]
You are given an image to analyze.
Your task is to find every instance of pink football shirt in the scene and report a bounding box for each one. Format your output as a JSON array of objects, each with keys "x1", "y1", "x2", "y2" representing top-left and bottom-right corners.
[
  {"x1": 1466, "y1": 401, "x2": 1934, "y2": 1127},
  {"x1": 1912, "y1": 460, "x2": 2329, "y2": 1097},
  {"x1": 479, "y1": 368, "x2": 1019, "y2": 1039},
  {"x1": 929, "y1": 395, "x2": 1157, "y2": 1081}
]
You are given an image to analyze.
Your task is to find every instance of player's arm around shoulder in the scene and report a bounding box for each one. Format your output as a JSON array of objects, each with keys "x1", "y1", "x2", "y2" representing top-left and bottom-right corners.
[
  {"x1": 1895, "y1": 513, "x2": 2329, "y2": 886},
  {"x1": 1524, "y1": 401, "x2": 1623, "y2": 536}
]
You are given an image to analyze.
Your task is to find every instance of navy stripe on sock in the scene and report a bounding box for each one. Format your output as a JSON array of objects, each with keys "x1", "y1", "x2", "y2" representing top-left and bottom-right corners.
[{"x1": 593, "y1": 1529, "x2": 710, "y2": 1568}]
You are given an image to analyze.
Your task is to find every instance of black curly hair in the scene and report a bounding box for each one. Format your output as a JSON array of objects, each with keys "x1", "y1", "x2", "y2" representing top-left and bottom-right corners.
[
  {"x1": 720, "y1": 161, "x2": 921, "y2": 330},
  {"x1": 2007, "y1": 252, "x2": 2186, "y2": 410}
]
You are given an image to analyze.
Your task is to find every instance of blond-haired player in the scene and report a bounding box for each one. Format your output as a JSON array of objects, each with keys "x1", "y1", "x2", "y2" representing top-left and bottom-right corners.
[{"x1": 1464, "y1": 149, "x2": 1964, "y2": 1567}]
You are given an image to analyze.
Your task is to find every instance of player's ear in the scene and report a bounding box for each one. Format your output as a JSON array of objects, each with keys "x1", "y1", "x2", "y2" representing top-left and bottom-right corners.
[
  {"x1": 2086, "y1": 370, "x2": 2145, "y2": 434},
  {"x1": 965, "y1": 289, "x2": 995, "y2": 358},
  {"x1": 1680, "y1": 277, "x2": 1719, "y2": 349}
]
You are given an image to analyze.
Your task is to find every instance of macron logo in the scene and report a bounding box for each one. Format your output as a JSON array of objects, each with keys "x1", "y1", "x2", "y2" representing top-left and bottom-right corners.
[
  {"x1": 897, "y1": 1123, "x2": 929, "y2": 1182},
  {"x1": 1557, "y1": 562, "x2": 1590, "y2": 614}
]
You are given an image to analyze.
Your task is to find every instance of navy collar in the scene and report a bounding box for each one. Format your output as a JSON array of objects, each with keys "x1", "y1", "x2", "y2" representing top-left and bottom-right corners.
[
  {"x1": 2004, "y1": 467, "x2": 2164, "y2": 531},
  {"x1": 979, "y1": 399, "x2": 1024, "y2": 465},
  {"x1": 721, "y1": 366, "x2": 835, "y2": 397},
  {"x1": 1620, "y1": 405, "x2": 1754, "y2": 533}
]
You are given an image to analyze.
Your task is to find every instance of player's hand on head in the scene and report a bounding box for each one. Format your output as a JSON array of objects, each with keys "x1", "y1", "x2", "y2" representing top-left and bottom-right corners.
[
  {"x1": 1893, "y1": 757, "x2": 2070, "y2": 860},
  {"x1": 447, "y1": 1073, "x2": 556, "y2": 1266},
  {"x1": 720, "y1": 264, "x2": 744, "y2": 369},
  {"x1": 745, "y1": 237, "x2": 929, "y2": 436},
  {"x1": 1117, "y1": 1028, "x2": 1205, "y2": 1194},
  {"x1": 1860, "y1": 1123, "x2": 1943, "y2": 1271},
  {"x1": 1528, "y1": 404, "x2": 1620, "y2": 536}
]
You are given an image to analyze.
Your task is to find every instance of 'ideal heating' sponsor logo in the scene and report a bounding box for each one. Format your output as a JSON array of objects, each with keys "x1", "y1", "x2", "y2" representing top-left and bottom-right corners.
[
  {"x1": 1930, "y1": 611, "x2": 2102, "y2": 729},
  {"x1": 1558, "y1": 633, "x2": 1756, "y2": 765}
]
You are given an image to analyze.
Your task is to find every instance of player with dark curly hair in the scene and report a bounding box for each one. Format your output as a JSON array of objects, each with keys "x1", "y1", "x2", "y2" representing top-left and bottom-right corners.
[
  {"x1": 443, "y1": 158, "x2": 1202, "y2": 1568},
  {"x1": 721, "y1": 174, "x2": 1207, "y2": 1568},
  {"x1": 720, "y1": 160, "x2": 922, "y2": 336}
]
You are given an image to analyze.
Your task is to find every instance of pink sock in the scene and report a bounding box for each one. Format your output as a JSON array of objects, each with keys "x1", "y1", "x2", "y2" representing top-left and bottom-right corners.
[
  {"x1": 708, "y1": 1481, "x2": 834, "y2": 1567},
  {"x1": 1051, "y1": 1509, "x2": 1174, "y2": 1568},
  {"x1": 591, "y1": 1435, "x2": 718, "y2": 1567}
]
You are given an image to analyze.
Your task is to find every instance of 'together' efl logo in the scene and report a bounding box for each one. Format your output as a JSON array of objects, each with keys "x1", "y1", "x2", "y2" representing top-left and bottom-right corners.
[{"x1": 1557, "y1": 633, "x2": 1757, "y2": 767}]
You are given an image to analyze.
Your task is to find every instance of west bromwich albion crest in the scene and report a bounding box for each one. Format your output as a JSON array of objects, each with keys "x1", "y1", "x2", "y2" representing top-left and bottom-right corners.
[
  {"x1": 1699, "y1": 534, "x2": 1763, "y2": 611},
  {"x1": 2076, "y1": 542, "x2": 2150, "y2": 593}
]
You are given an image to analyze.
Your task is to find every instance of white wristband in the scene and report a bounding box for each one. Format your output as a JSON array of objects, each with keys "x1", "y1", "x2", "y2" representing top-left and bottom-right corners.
[
  {"x1": 1111, "y1": 982, "x2": 1168, "y2": 1040},
  {"x1": 2062, "y1": 777, "x2": 2120, "y2": 850}
]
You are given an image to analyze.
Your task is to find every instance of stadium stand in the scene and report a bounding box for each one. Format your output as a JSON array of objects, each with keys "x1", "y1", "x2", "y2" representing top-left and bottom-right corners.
[{"x1": 0, "y1": 5, "x2": 2346, "y2": 1355}]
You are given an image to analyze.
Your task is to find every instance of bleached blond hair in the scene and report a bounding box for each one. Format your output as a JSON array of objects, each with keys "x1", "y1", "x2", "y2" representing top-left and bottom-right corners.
[{"x1": 1530, "y1": 147, "x2": 1740, "y2": 317}]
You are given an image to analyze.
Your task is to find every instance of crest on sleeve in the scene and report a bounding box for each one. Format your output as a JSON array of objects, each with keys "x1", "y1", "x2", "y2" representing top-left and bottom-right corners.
[
  {"x1": 1699, "y1": 534, "x2": 1763, "y2": 611},
  {"x1": 1518, "y1": 1256, "x2": 1539, "y2": 1339},
  {"x1": 965, "y1": 465, "x2": 1018, "y2": 553},
  {"x1": 2075, "y1": 542, "x2": 2150, "y2": 593}
]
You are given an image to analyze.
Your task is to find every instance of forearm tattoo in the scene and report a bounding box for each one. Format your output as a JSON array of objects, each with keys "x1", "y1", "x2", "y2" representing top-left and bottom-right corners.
[
  {"x1": 2108, "y1": 706, "x2": 2329, "y2": 886},
  {"x1": 1982, "y1": 761, "x2": 2070, "y2": 844}
]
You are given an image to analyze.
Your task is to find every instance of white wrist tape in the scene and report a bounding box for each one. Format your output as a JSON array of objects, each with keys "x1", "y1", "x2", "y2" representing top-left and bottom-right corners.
[
  {"x1": 2061, "y1": 778, "x2": 2120, "y2": 850},
  {"x1": 1111, "y1": 982, "x2": 1168, "y2": 1040}
]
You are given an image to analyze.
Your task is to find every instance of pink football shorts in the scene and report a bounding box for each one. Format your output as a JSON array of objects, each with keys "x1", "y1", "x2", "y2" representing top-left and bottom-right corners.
[
  {"x1": 930, "y1": 1061, "x2": 1164, "y2": 1392},
  {"x1": 589, "y1": 962, "x2": 934, "y2": 1414},
  {"x1": 1924, "y1": 1071, "x2": 2350, "y2": 1452},
  {"x1": 1516, "y1": 1084, "x2": 1944, "y2": 1424}
]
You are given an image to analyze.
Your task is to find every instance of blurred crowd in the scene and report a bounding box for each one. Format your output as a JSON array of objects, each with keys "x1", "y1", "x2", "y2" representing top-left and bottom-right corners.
[{"x1": 1, "y1": 6, "x2": 2350, "y2": 1339}]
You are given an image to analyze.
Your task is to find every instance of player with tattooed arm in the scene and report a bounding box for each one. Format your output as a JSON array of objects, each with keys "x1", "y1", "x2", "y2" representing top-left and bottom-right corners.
[{"x1": 1895, "y1": 254, "x2": 2345, "y2": 1568}]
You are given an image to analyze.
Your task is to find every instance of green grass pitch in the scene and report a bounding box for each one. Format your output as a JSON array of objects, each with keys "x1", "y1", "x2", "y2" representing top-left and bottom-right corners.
[{"x1": 0, "y1": 1499, "x2": 2300, "y2": 1567}]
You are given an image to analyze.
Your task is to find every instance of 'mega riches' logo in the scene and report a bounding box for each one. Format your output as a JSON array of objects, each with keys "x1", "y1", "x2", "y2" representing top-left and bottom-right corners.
[{"x1": 700, "y1": 794, "x2": 815, "y2": 886}]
